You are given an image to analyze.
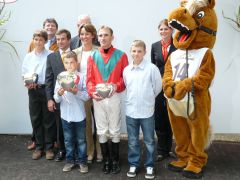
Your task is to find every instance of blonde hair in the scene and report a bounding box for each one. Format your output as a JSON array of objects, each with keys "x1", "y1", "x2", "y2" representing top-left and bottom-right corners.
[
  {"x1": 131, "y1": 40, "x2": 146, "y2": 51},
  {"x1": 65, "y1": 51, "x2": 78, "y2": 62}
]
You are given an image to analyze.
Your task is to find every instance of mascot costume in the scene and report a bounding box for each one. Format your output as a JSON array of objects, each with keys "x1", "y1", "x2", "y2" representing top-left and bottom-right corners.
[{"x1": 163, "y1": 0, "x2": 217, "y2": 178}]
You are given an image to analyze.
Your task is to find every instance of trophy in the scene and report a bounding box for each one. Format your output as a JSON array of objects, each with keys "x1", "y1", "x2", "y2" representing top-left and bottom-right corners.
[
  {"x1": 96, "y1": 83, "x2": 114, "y2": 98},
  {"x1": 57, "y1": 71, "x2": 80, "y2": 90},
  {"x1": 23, "y1": 73, "x2": 38, "y2": 85}
]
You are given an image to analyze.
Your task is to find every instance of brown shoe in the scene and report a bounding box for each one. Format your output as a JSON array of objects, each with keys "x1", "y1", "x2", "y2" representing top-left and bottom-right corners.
[
  {"x1": 27, "y1": 141, "x2": 36, "y2": 151},
  {"x1": 32, "y1": 150, "x2": 43, "y2": 160},
  {"x1": 46, "y1": 149, "x2": 54, "y2": 160}
]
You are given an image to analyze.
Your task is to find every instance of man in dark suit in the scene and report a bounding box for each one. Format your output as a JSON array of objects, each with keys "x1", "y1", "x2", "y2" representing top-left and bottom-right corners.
[
  {"x1": 70, "y1": 14, "x2": 99, "y2": 50},
  {"x1": 151, "y1": 19, "x2": 176, "y2": 161},
  {"x1": 45, "y1": 29, "x2": 71, "y2": 162}
]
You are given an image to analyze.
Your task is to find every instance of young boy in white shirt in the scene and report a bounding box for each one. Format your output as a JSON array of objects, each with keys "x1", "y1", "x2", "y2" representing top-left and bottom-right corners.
[
  {"x1": 54, "y1": 51, "x2": 89, "y2": 173},
  {"x1": 123, "y1": 40, "x2": 162, "y2": 179}
]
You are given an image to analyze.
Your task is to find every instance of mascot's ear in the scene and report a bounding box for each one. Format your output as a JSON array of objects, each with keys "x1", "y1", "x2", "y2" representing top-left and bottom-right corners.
[{"x1": 208, "y1": 0, "x2": 215, "y2": 9}]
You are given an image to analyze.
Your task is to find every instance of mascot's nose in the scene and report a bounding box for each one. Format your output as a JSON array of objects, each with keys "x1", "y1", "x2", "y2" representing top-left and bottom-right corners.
[{"x1": 184, "y1": 9, "x2": 187, "y2": 14}]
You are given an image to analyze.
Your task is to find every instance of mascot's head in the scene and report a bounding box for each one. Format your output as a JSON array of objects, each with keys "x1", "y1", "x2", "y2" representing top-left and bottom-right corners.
[{"x1": 168, "y1": 0, "x2": 217, "y2": 50}]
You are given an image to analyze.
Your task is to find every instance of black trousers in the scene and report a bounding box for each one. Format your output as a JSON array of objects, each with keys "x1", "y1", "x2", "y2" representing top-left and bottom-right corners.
[
  {"x1": 154, "y1": 91, "x2": 173, "y2": 155},
  {"x1": 54, "y1": 108, "x2": 65, "y2": 152},
  {"x1": 28, "y1": 88, "x2": 56, "y2": 150}
]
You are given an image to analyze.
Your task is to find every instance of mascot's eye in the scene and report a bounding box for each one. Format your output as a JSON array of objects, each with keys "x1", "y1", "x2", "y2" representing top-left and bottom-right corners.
[{"x1": 196, "y1": 11, "x2": 205, "y2": 19}]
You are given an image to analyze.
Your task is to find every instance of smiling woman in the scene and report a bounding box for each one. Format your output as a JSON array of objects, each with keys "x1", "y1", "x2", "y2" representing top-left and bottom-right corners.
[{"x1": 0, "y1": 0, "x2": 18, "y2": 57}]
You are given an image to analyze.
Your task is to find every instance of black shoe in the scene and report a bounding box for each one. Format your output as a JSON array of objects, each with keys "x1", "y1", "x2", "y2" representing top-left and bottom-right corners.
[
  {"x1": 182, "y1": 169, "x2": 204, "y2": 179},
  {"x1": 103, "y1": 160, "x2": 112, "y2": 174},
  {"x1": 156, "y1": 154, "x2": 169, "y2": 161},
  {"x1": 55, "y1": 151, "x2": 65, "y2": 162},
  {"x1": 111, "y1": 161, "x2": 120, "y2": 174}
]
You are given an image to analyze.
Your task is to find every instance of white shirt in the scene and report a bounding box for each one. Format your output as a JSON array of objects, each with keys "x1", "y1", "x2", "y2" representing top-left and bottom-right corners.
[
  {"x1": 54, "y1": 72, "x2": 90, "y2": 122},
  {"x1": 22, "y1": 49, "x2": 52, "y2": 85},
  {"x1": 123, "y1": 59, "x2": 162, "y2": 118},
  {"x1": 44, "y1": 37, "x2": 56, "y2": 50},
  {"x1": 80, "y1": 50, "x2": 92, "y2": 75}
]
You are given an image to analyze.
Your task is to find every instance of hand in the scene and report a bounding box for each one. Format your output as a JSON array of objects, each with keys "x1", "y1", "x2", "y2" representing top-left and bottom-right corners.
[
  {"x1": 108, "y1": 84, "x2": 117, "y2": 98},
  {"x1": 92, "y1": 92, "x2": 104, "y2": 101},
  {"x1": 67, "y1": 87, "x2": 78, "y2": 94},
  {"x1": 58, "y1": 88, "x2": 65, "y2": 96},
  {"x1": 25, "y1": 83, "x2": 37, "y2": 90},
  {"x1": 48, "y1": 99, "x2": 56, "y2": 112}
]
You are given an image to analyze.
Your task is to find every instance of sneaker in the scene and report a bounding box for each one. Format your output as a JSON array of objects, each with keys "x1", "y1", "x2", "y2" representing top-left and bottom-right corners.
[
  {"x1": 145, "y1": 167, "x2": 155, "y2": 179},
  {"x1": 79, "y1": 164, "x2": 88, "y2": 173},
  {"x1": 46, "y1": 149, "x2": 54, "y2": 160},
  {"x1": 32, "y1": 150, "x2": 43, "y2": 160},
  {"x1": 127, "y1": 166, "x2": 137, "y2": 178},
  {"x1": 62, "y1": 163, "x2": 75, "y2": 172}
]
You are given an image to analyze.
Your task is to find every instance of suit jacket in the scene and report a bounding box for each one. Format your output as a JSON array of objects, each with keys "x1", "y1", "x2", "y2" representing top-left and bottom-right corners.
[
  {"x1": 151, "y1": 40, "x2": 176, "y2": 76},
  {"x1": 45, "y1": 51, "x2": 65, "y2": 101}
]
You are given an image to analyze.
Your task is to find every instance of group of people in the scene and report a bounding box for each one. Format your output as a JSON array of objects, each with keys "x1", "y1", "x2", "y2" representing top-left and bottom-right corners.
[{"x1": 22, "y1": 15, "x2": 176, "y2": 179}]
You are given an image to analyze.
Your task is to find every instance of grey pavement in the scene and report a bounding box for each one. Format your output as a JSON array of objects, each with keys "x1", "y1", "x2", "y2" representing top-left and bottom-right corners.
[{"x1": 0, "y1": 135, "x2": 239, "y2": 180}]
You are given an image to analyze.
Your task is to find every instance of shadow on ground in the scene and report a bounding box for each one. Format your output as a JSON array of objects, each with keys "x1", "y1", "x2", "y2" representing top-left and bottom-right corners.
[{"x1": 0, "y1": 135, "x2": 239, "y2": 180}]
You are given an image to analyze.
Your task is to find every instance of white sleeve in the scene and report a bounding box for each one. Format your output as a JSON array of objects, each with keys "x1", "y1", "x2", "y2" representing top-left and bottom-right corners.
[
  {"x1": 53, "y1": 81, "x2": 62, "y2": 103},
  {"x1": 152, "y1": 65, "x2": 162, "y2": 97}
]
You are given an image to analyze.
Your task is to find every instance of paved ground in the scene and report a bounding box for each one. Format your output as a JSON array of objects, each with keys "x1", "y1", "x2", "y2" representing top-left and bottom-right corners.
[{"x1": 0, "y1": 135, "x2": 239, "y2": 180}]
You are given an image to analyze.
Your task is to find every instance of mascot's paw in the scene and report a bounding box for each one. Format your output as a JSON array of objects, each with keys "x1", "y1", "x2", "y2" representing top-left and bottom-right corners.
[
  {"x1": 168, "y1": 160, "x2": 187, "y2": 172},
  {"x1": 182, "y1": 164, "x2": 204, "y2": 179},
  {"x1": 174, "y1": 83, "x2": 187, "y2": 100},
  {"x1": 164, "y1": 86, "x2": 173, "y2": 98},
  {"x1": 182, "y1": 170, "x2": 204, "y2": 179}
]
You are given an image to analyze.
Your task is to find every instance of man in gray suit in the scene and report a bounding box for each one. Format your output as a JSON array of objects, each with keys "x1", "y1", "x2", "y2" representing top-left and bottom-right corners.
[
  {"x1": 45, "y1": 29, "x2": 71, "y2": 162},
  {"x1": 70, "y1": 14, "x2": 99, "y2": 50}
]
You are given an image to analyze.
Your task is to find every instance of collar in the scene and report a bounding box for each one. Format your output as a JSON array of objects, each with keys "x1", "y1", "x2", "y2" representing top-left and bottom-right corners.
[
  {"x1": 130, "y1": 58, "x2": 146, "y2": 70},
  {"x1": 99, "y1": 46, "x2": 114, "y2": 54},
  {"x1": 59, "y1": 48, "x2": 70, "y2": 55}
]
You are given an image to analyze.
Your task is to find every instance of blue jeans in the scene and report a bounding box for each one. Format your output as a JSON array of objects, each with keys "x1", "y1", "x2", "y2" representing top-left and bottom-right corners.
[
  {"x1": 62, "y1": 119, "x2": 87, "y2": 164},
  {"x1": 126, "y1": 115, "x2": 155, "y2": 168}
]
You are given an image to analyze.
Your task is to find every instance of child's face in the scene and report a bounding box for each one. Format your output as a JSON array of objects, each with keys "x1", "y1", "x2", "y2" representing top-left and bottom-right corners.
[
  {"x1": 33, "y1": 36, "x2": 46, "y2": 50},
  {"x1": 64, "y1": 57, "x2": 78, "y2": 72},
  {"x1": 130, "y1": 46, "x2": 146, "y2": 64}
]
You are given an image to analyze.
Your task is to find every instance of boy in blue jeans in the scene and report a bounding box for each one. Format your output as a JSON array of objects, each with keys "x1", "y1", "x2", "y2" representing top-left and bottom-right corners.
[
  {"x1": 54, "y1": 51, "x2": 89, "y2": 173},
  {"x1": 123, "y1": 40, "x2": 162, "y2": 179}
]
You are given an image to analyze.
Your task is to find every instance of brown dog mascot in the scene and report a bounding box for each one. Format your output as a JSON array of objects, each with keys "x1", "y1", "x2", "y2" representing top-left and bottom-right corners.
[{"x1": 163, "y1": 0, "x2": 217, "y2": 178}]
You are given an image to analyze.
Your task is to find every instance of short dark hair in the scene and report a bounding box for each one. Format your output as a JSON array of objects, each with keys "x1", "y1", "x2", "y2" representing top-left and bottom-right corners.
[
  {"x1": 98, "y1": 25, "x2": 113, "y2": 36},
  {"x1": 65, "y1": 51, "x2": 78, "y2": 62},
  {"x1": 33, "y1": 30, "x2": 48, "y2": 41},
  {"x1": 56, "y1": 29, "x2": 71, "y2": 40},
  {"x1": 78, "y1": 23, "x2": 97, "y2": 40},
  {"x1": 43, "y1": 18, "x2": 58, "y2": 29}
]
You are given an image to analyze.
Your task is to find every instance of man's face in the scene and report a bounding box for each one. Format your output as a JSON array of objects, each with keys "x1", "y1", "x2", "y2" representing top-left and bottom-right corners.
[
  {"x1": 56, "y1": 33, "x2": 70, "y2": 51},
  {"x1": 44, "y1": 22, "x2": 57, "y2": 38},
  {"x1": 98, "y1": 28, "x2": 114, "y2": 49}
]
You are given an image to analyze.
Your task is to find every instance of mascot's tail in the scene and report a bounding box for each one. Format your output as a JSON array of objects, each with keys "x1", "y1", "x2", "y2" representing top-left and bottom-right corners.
[{"x1": 205, "y1": 124, "x2": 214, "y2": 149}]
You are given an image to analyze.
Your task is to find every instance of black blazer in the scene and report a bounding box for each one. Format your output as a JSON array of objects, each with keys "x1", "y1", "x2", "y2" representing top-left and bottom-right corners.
[
  {"x1": 151, "y1": 40, "x2": 176, "y2": 76},
  {"x1": 45, "y1": 51, "x2": 65, "y2": 101}
]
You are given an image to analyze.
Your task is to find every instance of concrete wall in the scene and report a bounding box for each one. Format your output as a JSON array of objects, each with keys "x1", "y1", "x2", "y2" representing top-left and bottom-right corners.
[{"x1": 0, "y1": 0, "x2": 240, "y2": 134}]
